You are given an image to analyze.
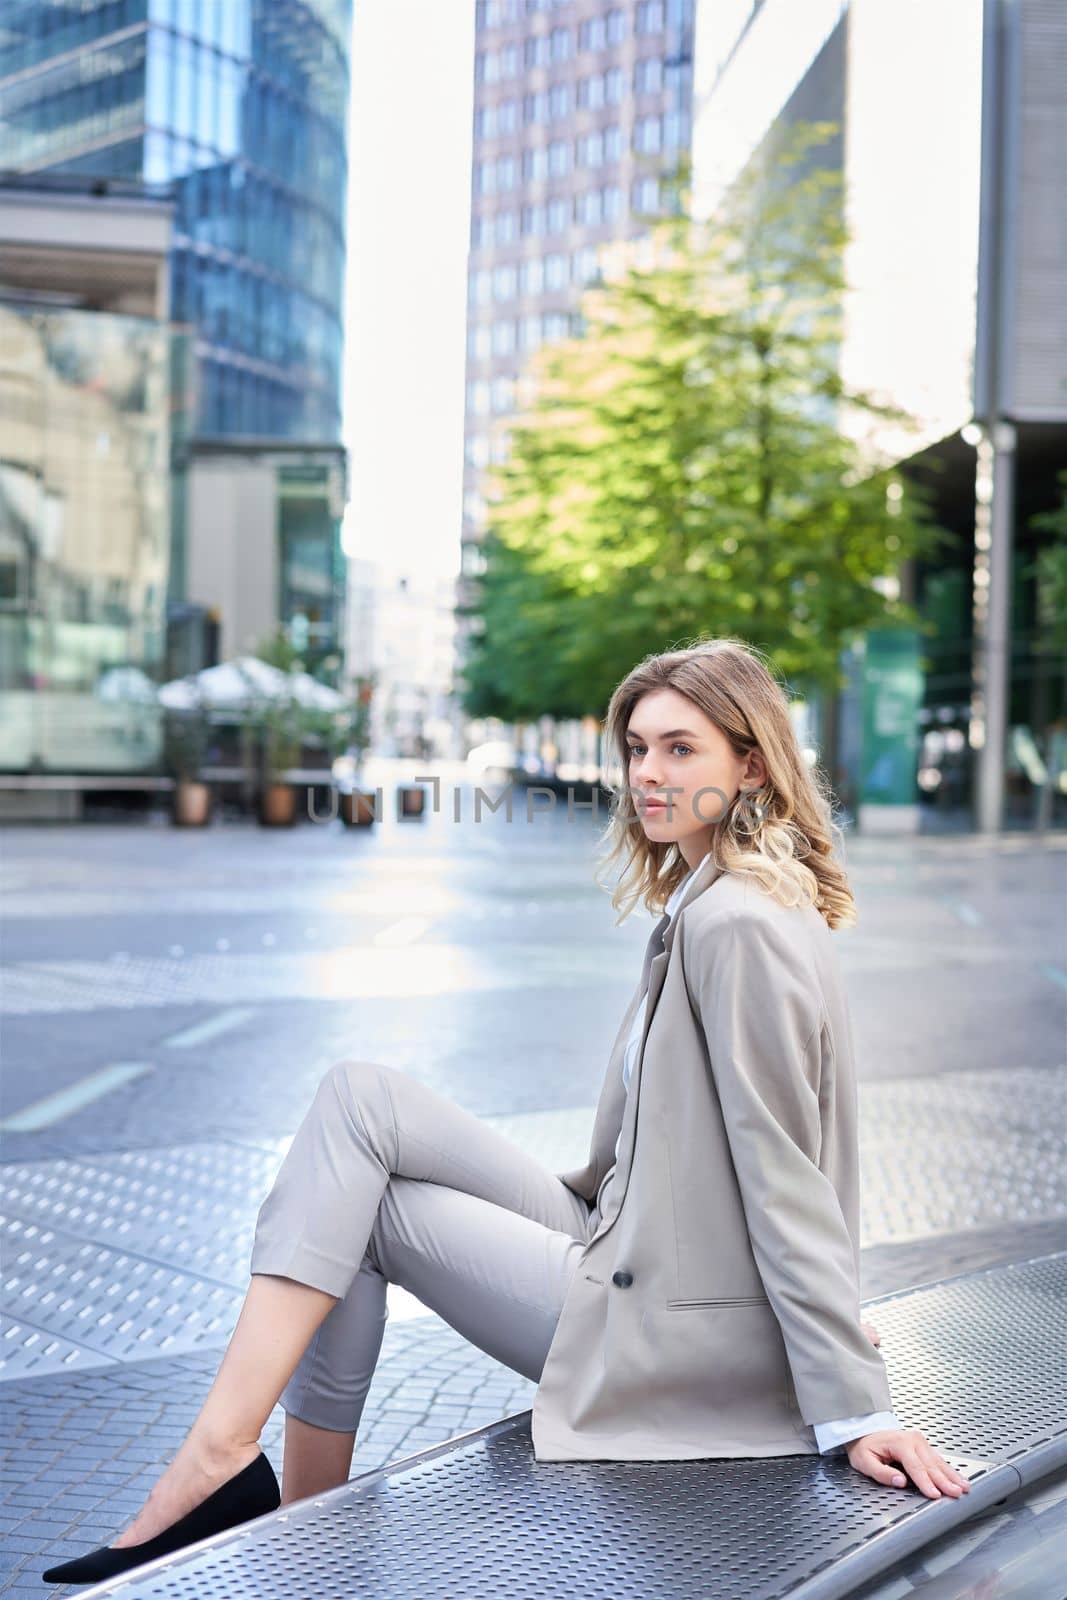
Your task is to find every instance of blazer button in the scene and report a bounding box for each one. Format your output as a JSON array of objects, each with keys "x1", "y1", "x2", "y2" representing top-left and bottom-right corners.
[{"x1": 612, "y1": 1270, "x2": 634, "y2": 1288}]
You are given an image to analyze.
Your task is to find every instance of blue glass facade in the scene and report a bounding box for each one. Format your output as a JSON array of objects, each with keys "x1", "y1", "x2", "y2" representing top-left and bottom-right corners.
[{"x1": 1, "y1": 0, "x2": 352, "y2": 443}]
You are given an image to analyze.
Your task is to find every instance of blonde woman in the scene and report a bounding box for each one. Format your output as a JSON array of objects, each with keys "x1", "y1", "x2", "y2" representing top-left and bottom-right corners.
[{"x1": 43, "y1": 639, "x2": 968, "y2": 1586}]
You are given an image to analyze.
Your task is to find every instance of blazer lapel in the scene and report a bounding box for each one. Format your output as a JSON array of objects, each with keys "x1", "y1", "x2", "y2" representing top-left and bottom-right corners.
[
  {"x1": 592, "y1": 854, "x2": 726, "y2": 1236},
  {"x1": 580, "y1": 912, "x2": 669, "y2": 1198}
]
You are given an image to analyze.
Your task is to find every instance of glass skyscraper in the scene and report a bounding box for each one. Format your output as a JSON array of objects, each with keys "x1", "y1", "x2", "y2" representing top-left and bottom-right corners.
[
  {"x1": 2, "y1": 0, "x2": 356, "y2": 723},
  {"x1": 1, "y1": 0, "x2": 352, "y2": 443}
]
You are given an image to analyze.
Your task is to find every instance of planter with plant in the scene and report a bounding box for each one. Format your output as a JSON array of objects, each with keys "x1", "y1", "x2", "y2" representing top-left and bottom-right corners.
[
  {"x1": 164, "y1": 706, "x2": 212, "y2": 827},
  {"x1": 255, "y1": 694, "x2": 303, "y2": 827}
]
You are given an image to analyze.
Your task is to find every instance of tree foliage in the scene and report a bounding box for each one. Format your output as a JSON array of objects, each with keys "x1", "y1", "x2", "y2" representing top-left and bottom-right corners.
[{"x1": 460, "y1": 125, "x2": 953, "y2": 720}]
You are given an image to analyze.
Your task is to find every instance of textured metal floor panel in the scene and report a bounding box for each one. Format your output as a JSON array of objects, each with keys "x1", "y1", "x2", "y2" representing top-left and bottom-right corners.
[
  {"x1": 0, "y1": 1142, "x2": 285, "y2": 1287},
  {"x1": 71, "y1": 1252, "x2": 1067, "y2": 1600},
  {"x1": 0, "y1": 1145, "x2": 292, "y2": 1377},
  {"x1": 0, "y1": 1214, "x2": 242, "y2": 1377}
]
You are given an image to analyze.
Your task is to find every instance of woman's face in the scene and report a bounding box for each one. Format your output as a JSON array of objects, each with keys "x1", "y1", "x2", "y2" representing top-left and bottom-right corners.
[{"x1": 625, "y1": 688, "x2": 767, "y2": 869}]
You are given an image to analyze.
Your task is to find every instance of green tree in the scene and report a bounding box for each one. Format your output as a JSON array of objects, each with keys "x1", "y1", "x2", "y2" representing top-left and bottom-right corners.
[
  {"x1": 460, "y1": 124, "x2": 953, "y2": 728},
  {"x1": 1025, "y1": 468, "x2": 1067, "y2": 654},
  {"x1": 1021, "y1": 468, "x2": 1067, "y2": 774}
]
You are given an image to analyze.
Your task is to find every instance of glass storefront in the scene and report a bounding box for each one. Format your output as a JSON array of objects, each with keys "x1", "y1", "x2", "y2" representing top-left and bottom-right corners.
[{"x1": 0, "y1": 302, "x2": 171, "y2": 771}]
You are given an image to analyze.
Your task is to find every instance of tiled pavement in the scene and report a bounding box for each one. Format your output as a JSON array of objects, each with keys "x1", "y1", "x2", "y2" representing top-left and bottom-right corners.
[{"x1": 2, "y1": 779, "x2": 1065, "y2": 1594}]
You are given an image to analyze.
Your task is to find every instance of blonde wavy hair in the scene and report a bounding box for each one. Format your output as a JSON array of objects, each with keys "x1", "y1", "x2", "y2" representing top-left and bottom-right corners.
[{"x1": 595, "y1": 638, "x2": 857, "y2": 930}]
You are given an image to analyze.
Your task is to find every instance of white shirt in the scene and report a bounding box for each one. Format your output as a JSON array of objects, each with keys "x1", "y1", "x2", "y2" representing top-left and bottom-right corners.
[{"x1": 597, "y1": 849, "x2": 899, "y2": 1455}]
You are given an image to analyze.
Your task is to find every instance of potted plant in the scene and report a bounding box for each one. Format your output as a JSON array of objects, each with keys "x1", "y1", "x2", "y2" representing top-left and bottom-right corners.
[
  {"x1": 164, "y1": 705, "x2": 212, "y2": 827},
  {"x1": 256, "y1": 693, "x2": 303, "y2": 827}
]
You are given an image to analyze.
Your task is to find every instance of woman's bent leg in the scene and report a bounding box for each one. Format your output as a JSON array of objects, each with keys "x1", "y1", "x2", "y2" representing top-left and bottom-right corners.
[
  {"x1": 249, "y1": 1057, "x2": 592, "y2": 1298},
  {"x1": 250, "y1": 1057, "x2": 594, "y2": 1502},
  {"x1": 114, "y1": 1058, "x2": 592, "y2": 1541},
  {"x1": 279, "y1": 1175, "x2": 595, "y2": 1457}
]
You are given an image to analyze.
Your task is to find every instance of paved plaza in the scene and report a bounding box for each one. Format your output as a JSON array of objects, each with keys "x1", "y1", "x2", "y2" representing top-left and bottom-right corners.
[{"x1": 2, "y1": 765, "x2": 1065, "y2": 1594}]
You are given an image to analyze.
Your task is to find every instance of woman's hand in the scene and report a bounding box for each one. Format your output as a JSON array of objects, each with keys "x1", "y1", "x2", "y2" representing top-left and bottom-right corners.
[
  {"x1": 861, "y1": 1319, "x2": 881, "y2": 1346},
  {"x1": 846, "y1": 1429, "x2": 971, "y2": 1498}
]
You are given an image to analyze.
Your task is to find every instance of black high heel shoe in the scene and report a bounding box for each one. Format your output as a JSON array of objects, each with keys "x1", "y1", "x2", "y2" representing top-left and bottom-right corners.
[{"x1": 41, "y1": 1449, "x2": 280, "y2": 1586}]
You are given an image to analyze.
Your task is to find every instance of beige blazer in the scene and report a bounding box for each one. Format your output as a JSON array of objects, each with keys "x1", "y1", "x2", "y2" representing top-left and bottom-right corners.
[{"x1": 531, "y1": 850, "x2": 895, "y2": 1461}]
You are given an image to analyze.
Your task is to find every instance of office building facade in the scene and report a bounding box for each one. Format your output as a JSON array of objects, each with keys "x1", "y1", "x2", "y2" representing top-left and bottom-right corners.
[
  {"x1": 1, "y1": 0, "x2": 352, "y2": 682},
  {"x1": 457, "y1": 0, "x2": 696, "y2": 663},
  {"x1": 690, "y1": 0, "x2": 1067, "y2": 832}
]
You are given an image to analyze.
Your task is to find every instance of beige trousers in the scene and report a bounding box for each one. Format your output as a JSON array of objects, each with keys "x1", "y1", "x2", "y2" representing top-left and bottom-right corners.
[{"x1": 248, "y1": 1058, "x2": 601, "y2": 1433}]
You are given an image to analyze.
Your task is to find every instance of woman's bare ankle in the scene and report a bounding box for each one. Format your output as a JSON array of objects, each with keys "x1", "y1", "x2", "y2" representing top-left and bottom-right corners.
[{"x1": 281, "y1": 1414, "x2": 356, "y2": 1504}]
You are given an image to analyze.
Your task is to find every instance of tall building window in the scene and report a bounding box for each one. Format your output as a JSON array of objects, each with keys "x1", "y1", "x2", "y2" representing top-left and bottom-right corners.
[
  {"x1": 578, "y1": 129, "x2": 604, "y2": 167},
  {"x1": 470, "y1": 268, "x2": 493, "y2": 305},
  {"x1": 497, "y1": 153, "x2": 517, "y2": 188},
  {"x1": 521, "y1": 202, "x2": 546, "y2": 234},
  {"x1": 634, "y1": 114, "x2": 662, "y2": 153},
  {"x1": 550, "y1": 26, "x2": 571, "y2": 60},
  {"x1": 520, "y1": 257, "x2": 545, "y2": 293},
  {"x1": 572, "y1": 244, "x2": 600, "y2": 282},
  {"x1": 635, "y1": 55, "x2": 664, "y2": 94},
  {"x1": 468, "y1": 324, "x2": 492, "y2": 359},
  {"x1": 663, "y1": 109, "x2": 688, "y2": 150},
  {"x1": 492, "y1": 319, "x2": 517, "y2": 354},
  {"x1": 498, "y1": 98, "x2": 519, "y2": 133},
  {"x1": 496, "y1": 210, "x2": 517, "y2": 243},
  {"x1": 545, "y1": 251, "x2": 569, "y2": 289},
  {"x1": 520, "y1": 315, "x2": 542, "y2": 351},
  {"x1": 524, "y1": 89, "x2": 549, "y2": 123},
  {"x1": 548, "y1": 138, "x2": 570, "y2": 176},
  {"x1": 549, "y1": 81, "x2": 571, "y2": 118},
  {"x1": 493, "y1": 264, "x2": 518, "y2": 300},
  {"x1": 525, "y1": 33, "x2": 550, "y2": 67},
  {"x1": 605, "y1": 66, "x2": 624, "y2": 102},
  {"x1": 578, "y1": 16, "x2": 607, "y2": 50},
  {"x1": 577, "y1": 73, "x2": 605, "y2": 110},
  {"x1": 523, "y1": 145, "x2": 549, "y2": 181},
  {"x1": 602, "y1": 184, "x2": 622, "y2": 221},
  {"x1": 636, "y1": 0, "x2": 665, "y2": 32},
  {"x1": 632, "y1": 175, "x2": 660, "y2": 213},
  {"x1": 546, "y1": 195, "x2": 568, "y2": 231},
  {"x1": 576, "y1": 188, "x2": 603, "y2": 226},
  {"x1": 468, "y1": 379, "x2": 491, "y2": 415},
  {"x1": 606, "y1": 7, "x2": 627, "y2": 43},
  {"x1": 491, "y1": 376, "x2": 515, "y2": 412}
]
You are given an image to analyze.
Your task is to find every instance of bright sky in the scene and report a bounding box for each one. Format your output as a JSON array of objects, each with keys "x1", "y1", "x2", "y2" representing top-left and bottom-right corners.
[{"x1": 341, "y1": 1, "x2": 476, "y2": 582}]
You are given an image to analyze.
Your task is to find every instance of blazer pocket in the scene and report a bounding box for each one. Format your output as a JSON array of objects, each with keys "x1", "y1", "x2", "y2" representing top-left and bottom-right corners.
[{"x1": 665, "y1": 1294, "x2": 770, "y2": 1309}]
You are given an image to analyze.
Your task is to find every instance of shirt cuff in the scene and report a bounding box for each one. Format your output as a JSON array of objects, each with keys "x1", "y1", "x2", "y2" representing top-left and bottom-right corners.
[{"x1": 814, "y1": 1410, "x2": 901, "y2": 1454}]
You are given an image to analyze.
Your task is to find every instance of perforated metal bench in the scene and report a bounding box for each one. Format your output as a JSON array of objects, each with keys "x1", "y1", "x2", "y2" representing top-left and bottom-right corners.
[{"x1": 75, "y1": 1251, "x2": 1067, "y2": 1599}]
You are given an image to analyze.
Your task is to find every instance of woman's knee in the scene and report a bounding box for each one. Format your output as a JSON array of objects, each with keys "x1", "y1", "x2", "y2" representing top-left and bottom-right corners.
[{"x1": 320, "y1": 1057, "x2": 399, "y2": 1119}]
